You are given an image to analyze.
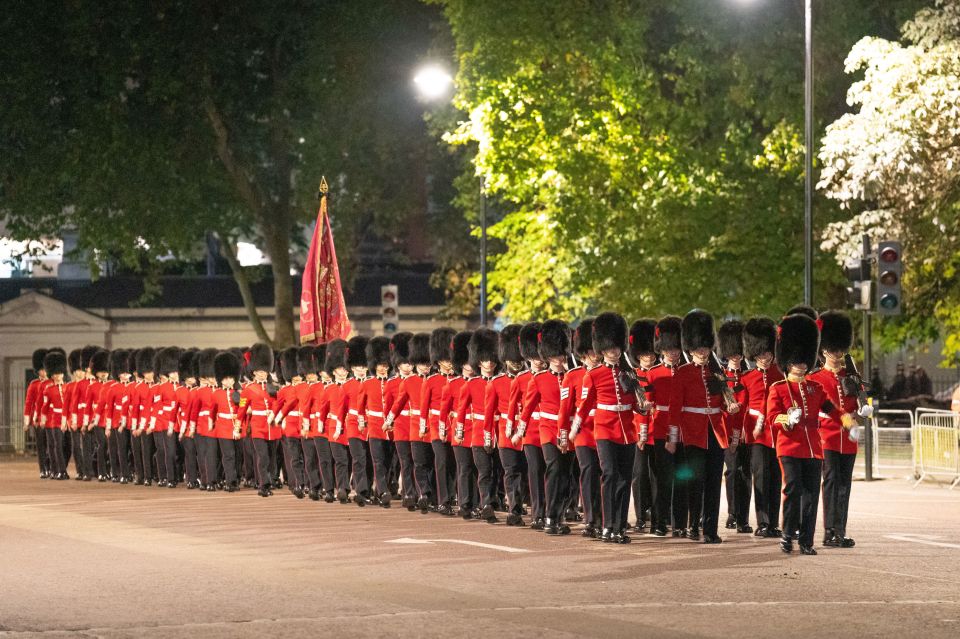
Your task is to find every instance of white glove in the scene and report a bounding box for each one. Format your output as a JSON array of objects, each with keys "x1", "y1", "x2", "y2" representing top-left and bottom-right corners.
[
  {"x1": 848, "y1": 424, "x2": 861, "y2": 442},
  {"x1": 383, "y1": 415, "x2": 394, "y2": 431},
  {"x1": 668, "y1": 425, "x2": 679, "y2": 444},
  {"x1": 857, "y1": 404, "x2": 874, "y2": 419},
  {"x1": 786, "y1": 407, "x2": 802, "y2": 427},
  {"x1": 167, "y1": 425, "x2": 174, "y2": 436},
  {"x1": 504, "y1": 420, "x2": 514, "y2": 439},
  {"x1": 418, "y1": 418, "x2": 428, "y2": 438},
  {"x1": 358, "y1": 417, "x2": 367, "y2": 432},
  {"x1": 333, "y1": 424, "x2": 342, "y2": 439},
  {"x1": 439, "y1": 423, "x2": 447, "y2": 440},
  {"x1": 569, "y1": 416, "x2": 581, "y2": 441},
  {"x1": 23, "y1": 415, "x2": 30, "y2": 430}
]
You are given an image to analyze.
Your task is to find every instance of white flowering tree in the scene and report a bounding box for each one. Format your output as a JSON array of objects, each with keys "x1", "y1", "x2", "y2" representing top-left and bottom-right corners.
[{"x1": 818, "y1": 0, "x2": 960, "y2": 363}]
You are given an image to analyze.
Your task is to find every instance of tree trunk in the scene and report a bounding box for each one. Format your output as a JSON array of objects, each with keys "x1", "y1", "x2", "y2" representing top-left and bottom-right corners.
[
  {"x1": 217, "y1": 233, "x2": 275, "y2": 347},
  {"x1": 260, "y1": 211, "x2": 296, "y2": 348}
]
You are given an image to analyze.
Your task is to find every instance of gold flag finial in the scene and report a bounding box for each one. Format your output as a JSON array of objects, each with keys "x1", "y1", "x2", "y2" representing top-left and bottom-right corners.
[{"x1": 318, "y1": 176, "x2": 329, "y2": 199}]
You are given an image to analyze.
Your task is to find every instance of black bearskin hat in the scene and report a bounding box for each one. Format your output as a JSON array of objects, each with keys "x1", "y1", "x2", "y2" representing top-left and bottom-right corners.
[
  {"x1": 717, "y1": 320, "x2": 744, "y2": 360},
  {"x1": 43, "y1": 350, "x2": 67, "y2": 376},
  {"x1": 214, "y1": 351, "x2": 241, "y2": 386},
  {"x1": 313, "y1": 344, "x2": 327, "y2": 374},
  {"x1": 519, "y1": 322, "x2": 543, "y2": 361},
  {"x1": 681, "y1": 310, "x2": 715, "y2": 352},
  {"x1": 178, "y1": 350, "x2": 197, "y2": 380},
  {"x1": 743, "y1": 317, "x2": 777, "y2": 361},
  {"x1": 324, "y1": 339, "x2": 348, "y2": 375},
  {"x1": 32, "y1": 349, "x2": 48, "y2": 372},
  {"x1": 110, "y1": 349, "x2": 130, "y2": 379},
  {"x1": 346, "y1": 336, "x2": 370, "y2": 370},
  {"x1": 654, "y1": 316, "x2": 682, "y2": 353},
  {"x1": 297, "y1": 346, "x2": 318, "y2": 377},
  {"x1": 469, "y1": 328, "x2": 500, "y2": 370},
  {"x1": 91, "y1": 349, "x2": 111, "y2": 375},
  {"x1": 197, "y1": 348, "x2": 218, "y2": 379},
  {"x1": 68, "y1": 349, "x2": 82, "y2": 374},
  {"x1": 156, "y1": 346, "x2": 181, "y2": 376},
  {"x1": 248, "y1": 343, "x2": 273, "y2": 373},
  {"x1": 366, "y1": 337, "x2": 392, "y2": 372},
  {"x1": 776, "y1": 314, "x2": 821, "y2": 372},
  {"x1": 451, "y1": 331, "x2": 473, "y2": 370},
  {"x1": 538, "y1": 320, "x2": 570, "y2": 360},
  {"x1": 786, "y1": 304, "x2": 819, "y2": 321},
  {"x1": 629, "y1": 319, "x2": 657, "y2": 359},
  {"x1": 430, "y1": 328, "x2": 457, "y2": 365},
  {"x1": 81, "y1": 345, "x2": 99, "y2": 370},
  {"x1": 819, "y1": 310, "x2": 853, "y2": 354},
  {"x1": 592, "y1": 312, "x2": 627, "y2": 354},
  {"x1": 390, "y1": 332, "x2": 413, "y2": 367},
  {"x1": 409, "y1": 333, "x2": 432, "y2": 367},
  {"x1": 279, "y1": 347, "x2": 299, "y2": 381},
  {"x1": 499, "y1": 324, "x2": 523, "y2": 363},
  {"x1": 573, "y1": 318, "x2": 595, "y2": 357}
]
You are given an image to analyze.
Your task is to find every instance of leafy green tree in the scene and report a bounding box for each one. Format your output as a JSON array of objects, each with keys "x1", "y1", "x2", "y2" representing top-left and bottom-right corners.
[
  {"x1": 432, "y1": 0, "x2": 925, "y2": 323},
  {"x1": 819, "y1": 0, "x2": 960, "y2": 363},
  {"x1": 1, "y1": 0, "x2": 439, "y2": 346}
]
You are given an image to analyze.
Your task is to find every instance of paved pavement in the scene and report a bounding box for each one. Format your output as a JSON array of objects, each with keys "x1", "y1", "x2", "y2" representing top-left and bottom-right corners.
[{"x1": 0, "y1": 458, "x2": 958, "y2": 638}]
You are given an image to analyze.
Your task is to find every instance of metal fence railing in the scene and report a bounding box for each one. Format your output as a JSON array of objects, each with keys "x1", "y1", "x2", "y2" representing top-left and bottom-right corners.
[
  {"x1": 1, "y1": 381, "x2": 28, "y2": 455},
  {"x1": 914, "y1": 411, "x2": 960, "y2": 489}
]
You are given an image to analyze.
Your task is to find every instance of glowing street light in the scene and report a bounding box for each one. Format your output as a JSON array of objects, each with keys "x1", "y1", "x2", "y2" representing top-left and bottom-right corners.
[{"x1": 413, "y1": 65, "x2": 453, "y2": 101}]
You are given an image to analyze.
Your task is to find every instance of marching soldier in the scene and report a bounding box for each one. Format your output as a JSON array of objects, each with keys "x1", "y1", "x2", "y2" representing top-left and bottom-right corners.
[
  {"x1": 177, "y1": 350, "x2": 200, "y2": 489},
  {"x1": 718, "y1": 320, "x2": 752, "y2": 533},
  {"x1": 668, "y1": 310, "x2": 739, "y2": 544},
  {"x1": 360, "y1": 336, "x2": 394, "y2": 507},
  {"x1": 190, "y1": 348, "x2": 218, "y2": 491},
  {"x1": 342, "y1": 335, "x2": 372, "y2": 506},
  {"x1": 24, "y1": 349, "x2": 50, "y2": 478},
  {"x1": 384, "y1": 333, "x2": 416, "y2": 509},
  {"x1": 560, "y1": 319, "x2": 601, "y2": 537},
  {"x1": 768, "y1": 313, "x2": 843, "y2": 555},
  {"x1": 518, "y1": 320, "x2": 572, "y2": 534},
  {"x1": 422, "y1": 328, "x2": 459, "y2": 516},
  {"x1": 152, "y1": 347, "x2": 182, "y2": 487},
  {"x1": 238, "y1": 344, "x2": 283, "y2": 497},
  {"x1": 628, "y1": 319, "x2": 658, "y2": 533},
  {"x1": 210, "y1": 350, "x2": 242, "y2": 492},
  {"x1": 384, "y1": 333, "x2": 435, "y2": 512},
  {"x1": 438, "y1": 331, "x2": 473, "y2": 517},
  {"x1": 507, "y1": 322, "x2": 546, "y2": 529},
  {"x1": 742, "y1": 318, "x2": 784, "y2": 538},
  {"x1": 571, "y1": 312, "x2": 643, "y2": 543},
  {"x1": 87, "y1": 349, "x2": 113, "y2": 481},
  {"x1": 104, "y1": 349, "x2": 132, "y2": 483},
  {"x1": 38, "y1": 350, "x2": 69, "y2": 479},
  {"x1": 64, "y1": 349, "x2": 87, "y2": 480},
  {"x1": 457, "y1": 328, "x2": 500, "y2": 524},
  {"x1": 485, "y1": 324, "x2": 525, "y2": 526},
  {"x1": 321, "y1": 340, "x2": 352, "y2": 503},
  {"x1": 810, "y1": 310, "x2": 871, "y2": 548}
]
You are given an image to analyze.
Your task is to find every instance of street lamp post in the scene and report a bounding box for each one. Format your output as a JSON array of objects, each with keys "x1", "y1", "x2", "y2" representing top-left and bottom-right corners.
[{"x1": 414, "y1": 63, "x2": 488, "y2": 325}]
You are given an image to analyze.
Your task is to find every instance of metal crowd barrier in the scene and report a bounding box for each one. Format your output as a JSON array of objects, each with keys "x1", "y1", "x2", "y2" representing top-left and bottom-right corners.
[
  {"x1": 913, "y1": 411, "x2": 960, "y2": 489},
  {"x1": 859, "y1": 409, "x2": 916, "y2": 480}
]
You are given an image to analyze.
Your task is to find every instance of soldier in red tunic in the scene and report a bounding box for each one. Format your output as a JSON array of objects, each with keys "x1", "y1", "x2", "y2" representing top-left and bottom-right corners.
[
  {"x1": 519, "y1": 320, "x2": 572, "y2": 534},
  {"x1": 768, "y1": 313, "x2": 843, "y2": 555},
  {"x1": 238, "y1": 344, "x2": 282, "y2": 497},
  {"x1": 485, "y1": 324, "x2": 525, "y2": 526},
  {"x1": 38, "y1": 350, "x2": 68, "y2": 479},
  {"x1": 810, "y1": 310, "x2": 870, "y2": 548},
  {"x1": 718, "y1": 320, "x2": 751, "y2": 533},
  {"x1": 628, "y1": 318, "x2": 658, "y2": 533},
  {"x1": 360, "y1": 336, "x2": 394, "y2": 507},
  {"x1": 341, "y1": 335, "x2": 372, "y2": 506},
  {"x1": 86, "y1": 349, "x2": 113, "y2": 481},
  {"x1": 24, "y1": 349, "x2": 51, "y2": 478},
  {"x1": 741, "y1": 318, "x2": 784, "y2": 538},
  {"x1": 321, "y1": 340, "x2": 352, "y2": 503},
  {"x1": 152, "y1": 347, "x2": 182, "y2": 487},
  {"x1": 104, "y1": 349, "x2": 132, "y2": 483},
  {"x1": 190, "y1": 348, "x2": 218, "y2": 491},
  {"x1": 457, "y1": 328, "x2": 500, "y2": 524},
  {"x1": 423, "y1": 328, "x2": 458, "y2": 516},
  {"x1": 572, "y1": 312, "x2": 646, "y2": 543},
  {"x1": 560, "y1": 319, "x2": 599, "y2": 536},
  {"x1": 64, "y1": 349, "x2": 87, "y2": 480},
  {"x1": 176, "y1": 350, "x2": 200, "y2": 489},
  {"x1": 383, "y1": 333, "x2": 416, "y2": 509},
  {"x1": 508, "y1": 322, "x2": 546, "y2": 529}
]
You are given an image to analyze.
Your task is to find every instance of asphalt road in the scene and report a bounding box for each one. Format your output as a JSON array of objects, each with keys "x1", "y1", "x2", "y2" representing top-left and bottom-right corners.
[{"x1": 1, "y1": 458, "x2": 958, "y2": 638}]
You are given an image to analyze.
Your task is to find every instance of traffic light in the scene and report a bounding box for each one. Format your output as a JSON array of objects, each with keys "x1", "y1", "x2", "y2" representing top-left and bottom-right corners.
[
  {"x1": 843, "y1": 256, "x2": 871, "y2": 311},
  {"x1": 876, "y1": 240, "x2": 902, "y2": 316}
]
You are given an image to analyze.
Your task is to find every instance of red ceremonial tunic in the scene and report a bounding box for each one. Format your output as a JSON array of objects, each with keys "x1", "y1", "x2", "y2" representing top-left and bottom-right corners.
[
  {"x1": 340, "y1": 377, "x2": 365, "y2": 441},
  {"x1": 359, "y1": 376, "x2": 391, "y2": 441},
  {"x1": 575, "y1": 363, "x2": 640, "y2": 445},
  {"x1": 456, "y1": 375, "x2": 491, "y2": 447},
  {"x1": 483, "y1": 373, "x2": 515, "y2": 450},
  {"x1": 558, "y1": 366, "x2": 592, "y2": 448},
  {"x1": 437, "y1": 375, "x2": 466, "y2": 445},
  {"x1": 505, "y1": 371, "x2": 540, "y2": 447},
  {"x1": 419, "y1": 373, "x2": 451, "y2": 443},
  {"x1": 668, "y1": 363, "x2": 726, "y2": 450},
  {"x1": 741, "y1": 365, "x2": 784, "y2": 448},
  {"x1": 808, "y1": 367, "x2": 860, "y2": 456},
  {"x1": 238, "y1": 381, "x2": 279, "y2": 440},
  {"x1": 722, "y1": 366, "x2": 748, "y2": 446},
  {"x1": 387, "y1": 374, "x2": 427, "y2": 442},
  {"x1": 210, "y1": 387, "x2": 240, "y2": 440},
  {"x1": 520, "y1": 370, "x2": 565, "y2": 447},
  {"x1": 632, "y1": 365, "x2": 656, "y2": 445},
  {"x1": 40, "y1": 382, "x2": 67, "y2": 429},
  {"x1": 326, "y1": 381, "x2": 349, "y2": 445},
  {"x1": 766, "y1": 377, "x2": 839, "y2": 459},
  {"x1": 385, "y1": 375, "x2": 409, "y2": 443}
]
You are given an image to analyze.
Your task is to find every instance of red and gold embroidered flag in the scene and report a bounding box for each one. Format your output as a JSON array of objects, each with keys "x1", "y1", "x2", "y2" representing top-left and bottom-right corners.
[{"x1": 300, "y1": 177, "x2": 351, "y2": 344}]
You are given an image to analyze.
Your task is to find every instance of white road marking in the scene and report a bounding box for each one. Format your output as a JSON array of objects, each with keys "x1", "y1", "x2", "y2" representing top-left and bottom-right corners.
[
  {"x1": 386, "y1": 537, "x2": 530, "y2": 553},
  {"x1": 833, "y1": 563, "x2": 960, "y2": 586},
  {"x1": 885, "y1": 534, "x2": 960, "y2": 550}
]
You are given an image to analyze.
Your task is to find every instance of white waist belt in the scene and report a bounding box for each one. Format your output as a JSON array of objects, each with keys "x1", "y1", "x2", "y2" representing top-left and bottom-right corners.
[
  {"x1": 411, "y1": 409, "x2": 421, "y2": 415},
  {"x1": 217, "y1": 413, "x2": 234, "y2": 419},
  {"x1": 656, "y1": 405, "x2": 669, "y2": 412},
  {"x1": 366, "y1": 410, "x2": 383, "y2": 418},
  {"x1": 429, "y1": 409, "x2": 441, "y2": 416},
  {"x1": 400, "y1": 410, "x2": 410, "y2": 416},
  {"x1": 251, "y1": 410, "x2": 269, "y2": 416},
  {"x1": 532, "y1": 411, "x2": 541, "y2": 419},
  {"x1": 287, "y1": 411, "x2": 300, "y2": 417},
  {"x1": 682, "y1": 406, "x2": 721, "y2": 415},
  {"x1": 52, "y1": 408, "x2": 63, "y2": 413},
  {"x1": 748, "y1": 408, "x2": 763, "y2": 418},
  {"x1": 597, "y1": 403, "x2": 631, "y2": 412},
  {"x1": 469, "y1": 412, "x2": 484, "y2": 421},
  {"x1": 348, "y1": 409, "x2": 359, "y2": 416},
  {"x1": 539, "y1": 411, "x2": 559, "y2": 421}
]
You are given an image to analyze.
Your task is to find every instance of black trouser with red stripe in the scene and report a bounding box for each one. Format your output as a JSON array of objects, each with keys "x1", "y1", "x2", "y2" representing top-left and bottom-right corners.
[
  {"x1": 724, "y1": 441, "x2": 752, "y2": 526},
  {"x1": 329, "y1": 441, "x2": 351, "y2": 496},
  {"x1": 822, "y1": 450, "x2": 856, "y2": 538},
  {"x1": 751, "y1": 443, "x2": 781, "y2": 530},
  {"x1": 394, "y1": 440, "x2": 417, "y2": 504},
  {"x1": 348, "y1": 438, "x2": 371, "y2": 497},
  {"x1": 252, "y1": 438, "x2": 278, "y2": 489},
  {"x1": 431, "y1": 440, "x2": 456, "y2": 507},
  {"x1": 454, "y1": 445, "x2": 477, "y2": 512},
  {"x1": 542, "y1": 442, "x2": 572, "y2": 523},
  {"x1": 652, "y1": 439, "x2": 673, "y2": 530},
  {"x1": 701, "y1": 429, "x2": 726, "y2": 537},
  {"x1": 576, "y1": 445, "x2": 601, "y2": 528},
  {"x1": 632, "y1": 444, "x2": 654, "y2": 526},
  {"x1": 283, "y1": 436, "x2": 305, "y2": 490},
  {"x1": 131, "y1": 432, "x2": 144, "y2": 482},
  {"x1": 523, "y1": 444, "x2": 546, "y2": 522},
  {"x1": 368, "y1": 437, "x2": 393, "y2": 498},
  {"x1": 412, "y1": 441, "x2": 436, "y2": 504},
  {"x1": 672, "y1": 442, "x2": 706, "y2": 532},
  {"x1": 34, "y1": 426, "x2": 49, "y2": 475},
  {"x1": 150, "y1": 431, "x2": 167, "y2": 482},
  {"x1": 70, "y1": 429, "x2": 85, "y2": 477},
  {"x1": 181, "y1": 435, "x2": 198, "y2": 485},
  {"x1": 499, "y1": 447, "x2": 525, "y2": 516},
  {"x1": 46, "y1": 428, "x2": 65, "y2": 476},
  {"x1": 780, "y1": 456, "x2": 822, "y2": 545},
  {"x1": 472, "y1": 446, "x2": 497, "y2": 510},
  {"x1": 596, "y1": 440, "x2": 633, "y2": 532},
  {"x1": 301, "y1": 438, "x2": 321, "y2": 492}
]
